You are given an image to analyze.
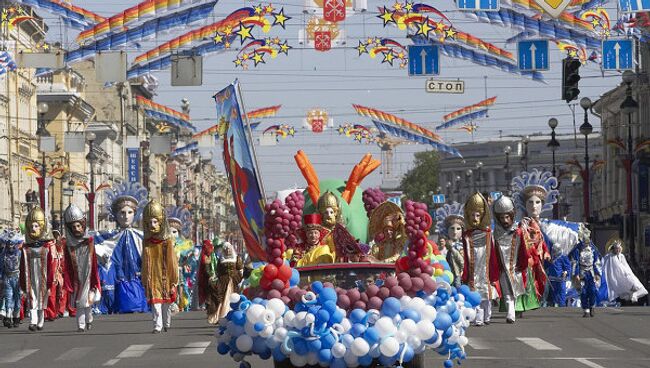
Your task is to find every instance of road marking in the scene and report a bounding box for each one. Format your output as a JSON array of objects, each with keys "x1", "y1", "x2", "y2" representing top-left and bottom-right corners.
[
  {"x1": 574, "y1": 338, "x2": 624, "y2": 351},
  {"x1": 467, "y1": 338, "x2": 490, "y2": 350},
  {"x1": 631, "y1": 338, "x2": 650, "y2": 346},
  {"x1": 179, "y1": 341, "x2": 212, "y2": 355},
  {"x1": 516, "y1": 337, "x2": 562, "y2": 350},
  {"x1": 103, "y1": 359, "x2": 120, "y2": 366},
  {"x1": 56, "y1": 347, "x2": 95, "y2": 361},
  {"x1": 575, "y1": 358, "x2": 607, "y2": 368},
  {"x1": 116, "y1": 344, "x2": 153, "y2": 358},
  {"x1": 0, "y1": 349, "x2": 38, "y2": 363}
]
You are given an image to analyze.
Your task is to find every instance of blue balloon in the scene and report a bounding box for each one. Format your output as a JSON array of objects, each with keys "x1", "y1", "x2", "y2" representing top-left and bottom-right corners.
[
  {"x1": 351, "y1": 323, "x2": 366, "y2": 337},
  {"x1": 252, "y1": 298, "x2": 263, "y2": 304},
  {"x1": 331, "y1": 358, "x2": 347, "y2": 368},
  {"x1": 402, "y1": 346, "x2": 415, "y2": 363},
  {"x1": 318, "y1": 287, "x2": 338, "y2": 303},
  {"x1": 271, "y1": 346, "x2": 286, "y2": 361},
  {"x1": 252, "y1": 337, "x2": 267, "y2": 354},
  {"x1": 259, "y1": 349, "x2": 272, "y2": 360},
  {"x1": 424, "y1": 330, "x2": 439, "y2": 344},
  {"x1": 400, "y1": 309, "x2": 421, "y2": 322},
  {"x1": 318, "y1": 348, "x2": 332, "y2": 363},
  {"x1": 350, "y1": 309, "x2": 367, "y2": 324},
  {"x1": 254, "y1": 322, "x2": 265, "y2": 332},
  {"x1": 317, "y1": 309, "x2": 331, "y2": 324},
  {"x1": 381, "y1": 297, "x2": 401, "y2": 318},
  {"x1": 450, "y1": 309, "x2": 460, "y2": 322},
  {"x1": 466, "y1": 291, "x2": 481, "y2": 307},
  {"x1": 330, "y1": 309, "x2": 344, "y2": 324},
  {"x1": 232, "y1": 311, "x2": 246, "y2": 326},
  {"x1": 322, "y1": 300, "x2": 337, "y2": 314},
  {"x1": 359, "y1": 354, "x2": 373, "y2": 366},
  {"x1": 444, "y1": 359, "x2": 454, "y2": 368},
  {"x1": 290, "y1": 268, "x2": 300, "y2": 287},
  {"x1": 308, "y1": 306, "x2": 320, "y2": 315},
  {"x1": 311, "y1": 281, "x2": 324, "y2": 293},
  {"x1": 378, "y1": 354, "x2": 394, "y2": 367},
  {"x1": 294, "y1": 338, "x2": 308, "y2": 355},
  {"x1": 239, "y1": 361, "x2": 251, "y2": 368},
  {"x1": 308, "y1": 338, "x2": 322, "y2": 352},
  {"x1": 458, "y1": 284, "x2": 471, "y2": 296},
  {"x1": 443, "y1": 326, "x2": 453, "y2": 338},
  {"x1": 434, "y1": 312, "x2": 452, "y2": 331},
  {"x1": 445, "y1": 300, "x2": 457, "y2": 313},
  {"x1": 226, "y1": 310, "x2": 234, "y2": 319},
  {"x1": 321, "y1": 333, "x2": 336, "y2": 349},
  {"x1": 363, "y1": 327, "x2": 380, "y2": 345},
  {"x1": 217, "y1": 342, "x2": 230, "y2": 355},
  {"x1": 441, "y1": 274, "x2": 451, "y2": 284}
]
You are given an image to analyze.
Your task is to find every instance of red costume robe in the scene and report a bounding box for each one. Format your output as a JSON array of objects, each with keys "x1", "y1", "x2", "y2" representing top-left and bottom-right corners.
[
  {"x1": 63, "y1": 237, "x2": 101, "y2": 309},
  {"x1": 45, "y1": 241, "x2": 68, "y2": 320}
]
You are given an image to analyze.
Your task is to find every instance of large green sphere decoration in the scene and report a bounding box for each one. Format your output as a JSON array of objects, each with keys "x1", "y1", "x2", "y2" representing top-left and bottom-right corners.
[{"x1": 302, "y1": 179, "x2": 368, "y2": 243}]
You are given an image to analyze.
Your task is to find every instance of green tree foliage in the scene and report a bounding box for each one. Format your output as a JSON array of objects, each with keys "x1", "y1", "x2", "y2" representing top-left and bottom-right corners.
[{"x1": 399, "y1": 150, "x2": 440, "y2": 206}]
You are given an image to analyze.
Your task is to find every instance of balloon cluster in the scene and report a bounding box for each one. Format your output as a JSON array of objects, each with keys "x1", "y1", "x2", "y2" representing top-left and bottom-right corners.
[
  {"x1": 397, "y1": 200, "x2": 434, "y2": 274},
  {"x1": 263, "y1": 199, "x2": 293, "y2": 267},
  {"x1": 362, "y1": 188, "x2": 386, "y2": 216},
  {"x1": 283, "y1": 191, "x2": 305, "y2": 250},
  {"x1": 216, "y1": 282, "x2": 482, "y2": 368}
]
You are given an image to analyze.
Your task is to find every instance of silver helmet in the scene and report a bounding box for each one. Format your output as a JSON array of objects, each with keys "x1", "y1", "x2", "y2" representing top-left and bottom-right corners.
[
  {"x1": 493, "y1": 195, "x2": 515, "y2": 215},
  {"x1": 64, "y1": 203, "x2": 86, "y2": 224}
]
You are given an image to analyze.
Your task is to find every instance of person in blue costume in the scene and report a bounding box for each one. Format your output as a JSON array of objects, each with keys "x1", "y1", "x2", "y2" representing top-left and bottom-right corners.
[
  {"x1": 569, "y1": 239, "x2": 602, "y2": 318},
  {"x1": 94, "y1": 182, "x2": 149, "y2": 313},
  {"x1": 185, "y1": 246, "x2": 201, "y2": 310},
  {"x1": 166, "y1": 206, "x2": 194, "y2": 311},
  {"x1": 1, "y1": 230, "x2": 24, "y2": 328},
  {"x1": 97, "y1": 252, "x2": 115, "y2": 314},
  {"x1": 544, "y1": 245, "x2": 571, "y2": 307}
]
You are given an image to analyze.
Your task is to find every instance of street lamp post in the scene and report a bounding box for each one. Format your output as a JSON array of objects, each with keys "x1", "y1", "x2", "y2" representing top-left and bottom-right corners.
[
  {"x1": 465, "y1": 169, "x2": 473, "y2": 196},
  {"x1": 85, "y1": 131, "x2": 98, "y2": 231},
  {"x1": 579, "y1": 97, "x2": 593, "y2": 223},
  {"x1": 36, "y1": 102, "x2": 50, "y2": 211},
  {"x1": 476, "y1": 161, "x2": 484, "y2": 193},
  {"x1": 620, "y1": 70, "x2": 639, "y2": 267},
  {"x1": 445, "y1": 181, "x2": 452, "y2": 201},
  {"x1": 548, "y1": 118, "x2": 560, "y2": 219},
  {"x1": 521, "y1": 136, "x2": 530, "y2": 171},
  {"x1": 504, "y1": 145, "x2": 512, "y2": 195},
  {"x1": 454, "y1": 175, "x2": 461, "y2": 202}
]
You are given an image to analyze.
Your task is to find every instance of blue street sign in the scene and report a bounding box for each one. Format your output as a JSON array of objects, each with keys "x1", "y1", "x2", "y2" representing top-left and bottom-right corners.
[
  {"x1": 518, "y1": 40, "x2": 549, "y2": 71},
  {"x1": 432, "y1": 194, "x2": 445, "y2": 204},
  {"x1": 620, "y1": 0, "x2": 650, "y2": 12},
  {"x1": 457, "y1": 0, "x2": 499, "y2": 10},
  {"x1": 408, "y1": 45, "x2": 439, "y2": 76},
  {"x1": 127, "y1": 148, "x2": 140, "y2": 183},
  {"x1": 602, "y1": 39, "x2": 634, "y2": 71}
]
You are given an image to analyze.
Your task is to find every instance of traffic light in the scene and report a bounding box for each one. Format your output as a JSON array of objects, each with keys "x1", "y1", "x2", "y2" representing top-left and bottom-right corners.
[{"x1": 562, "y1": 57, "x2": 581, "y2": 103}]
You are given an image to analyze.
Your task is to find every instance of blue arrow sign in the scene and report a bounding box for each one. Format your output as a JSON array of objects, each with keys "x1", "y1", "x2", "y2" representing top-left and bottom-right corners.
[
  {"x1": 518, "y1": 40, "x2": 549, "y2": 71},
  {"x1": 602, "y1": 39, "x2": 634, "y2": 71},
  {"x1": 619, "y1": 0, "x2": 650, "y2": 12},
  {"x1": 408, "y1": 45, "x2": 439, "y2": 76},
  {"x1": 432, "y1": 194, "x2": 446, "y2": 204},
  {"x1": 457, "y1": 0, "x2": 500, "y2": 10}
]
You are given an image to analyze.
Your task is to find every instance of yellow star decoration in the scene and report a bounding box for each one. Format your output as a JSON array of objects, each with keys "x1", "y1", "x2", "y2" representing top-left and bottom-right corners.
[
  {"x1": 288, "y1": 127, "x2": 296, "y2": 136},
  {"x1": 272, "y1": 8, "x2": 291, "y2": 29},
  {"x1": 224, "y1": 41, "x2": 231, "y2": 49},
  {"x1": 366, "y1": 37, "x2": 374, "y2": 44},
  {"x1": 254, "y1": 4, "x2": 263, "y2": 14},
  {"x1": 252, "y1": 52, "x2": 265, "y2": 66},
  {"x1": 436, "y1": 22, "x2": 446, "y2": 31},
  {"x1": 603, "y1": 29, "x2": 610, "y2": 37},
  {"x1": 397, "y1": 51, "x2": 405, "y2": 59},
  {"x1": 404, "y1": 1, "x2": 414, "y2": 11},
  {"x1": 444, "y1": 27, "x2": 457, "y2": 39},
  {"x1": 416, "y1": 18, "x2": 433, "y2": 38},
  {"x1": 41, "y1": 43, "x2": 50, "y2": 50},
  {"x1": 265, "y1": 4, "x2": 275, "y2": 13},
  {"x1": 378, "y1": 6, "x2": 395, "y2": 26},
  {"x1": 279, "y1": 41, "x2": 292, "y2": 54},
  {"x1": 236, "y1": 22, "x2": 254, "y2": 42},
  {"x1": 568, "y1": 49, "x2": 578, "y2": 58},
  {"x1": 224, "y1": 26, "x2": 233, "y2": 35},
  {"x1": 393, "y1": 1, "x2": 402, "y2": 11},
  {"x1": 234, "y1": 58, "x2": 243, "y2": 67},
  {"x1": 337, "y1": 126, "x2": 345, "y2": 134},
  {"x1": 273, "y1": 37, "x2": 281, "y2": 44},
  {"x1": 590, "y1": 18, "x2": 600, "y2": 28},
  {"x1": 354, "y1": 133, "x2": 363, "y2": 141},
  {"x1": 356, "y1": 41, "x2": 368, "y2": 55},
  {"x1": 213, "y1": 33, "x2": 224, "y2": 44},
  {"x1": 382, "y1": 51, "x2": 395, "y2": 65},
  {"x1": 242, "y1": 53, "x2": 250, "y2": 60}
]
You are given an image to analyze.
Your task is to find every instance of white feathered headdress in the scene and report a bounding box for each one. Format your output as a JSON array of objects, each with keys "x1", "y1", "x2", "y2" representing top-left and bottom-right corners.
[{"x1": 511, "y1": 169, "x2": 559, "y2": 216}]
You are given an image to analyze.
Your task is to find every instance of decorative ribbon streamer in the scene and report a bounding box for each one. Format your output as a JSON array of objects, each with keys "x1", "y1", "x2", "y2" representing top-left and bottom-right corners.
[
  {"x1": 65, "y1": 1, "x2": 217, "y2": 64},
  {"x1": 247, "y1": 105, "x2": 281, "y2": 119},
  {"x1": 500, "y1": 0, "x2": 596, "y2": 33},
  {"x1": 436, "y1": 109, "x2": 489, "y2": 130},
  {"x1": 443, "y1": 96, "x2": 496, "y2": 122},
  {"x1": 136, "y1": 95, "x2": 195, "y2": 131},
  {"x1": 18, "y1": 0, "x2": 104, "y2": 29},
  {"x1": 0, "y1": 51, "x2": 17, "y2": 77},
  {"x1": 172, "y1": 141, "x2": 199, "y2": 156}
]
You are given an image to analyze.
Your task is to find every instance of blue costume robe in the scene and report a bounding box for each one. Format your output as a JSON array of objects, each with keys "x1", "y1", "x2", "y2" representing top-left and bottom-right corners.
[
  {"x1": 544, "y1": 252, "x2": 571, "y2": 307},
  {"x1": 569, "y1": 242, "x2": 603, "y2": 310},
  {"x1": 98, "y1": 263, "x2": 115, "y2": 314},
  {"x1": 95, "y1": 229, "x2": 148, "y2": 313}
]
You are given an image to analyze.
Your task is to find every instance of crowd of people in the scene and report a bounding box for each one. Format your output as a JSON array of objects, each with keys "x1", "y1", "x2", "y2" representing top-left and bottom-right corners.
[{"x1": 0, "y1": 182, "x2": 245, "y2": 333}]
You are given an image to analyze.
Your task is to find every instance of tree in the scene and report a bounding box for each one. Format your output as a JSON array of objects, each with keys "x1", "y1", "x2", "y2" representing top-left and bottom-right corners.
[{"x1": 399, "y1": 150, "x2": 439, "y2": 206}]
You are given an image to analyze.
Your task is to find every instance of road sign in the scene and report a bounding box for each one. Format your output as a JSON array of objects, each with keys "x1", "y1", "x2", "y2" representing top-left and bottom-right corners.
[
  {"x1": 457, "y1": 0, "x2": 499, "y2": 10},
  {"x1": 408, "y1": 45, "x2": 439, "y2": 76},
  {"x1": 432, "y1": 194, "x2": 445, "y2": 204},
  {"x1": 602, "y1": 39, "x2": 634, "y2": 71},
  {"x1": 518, "y1": 40, "x2": 549, "y2": 71},
  {"x1": 426, "y1": 79, "x2": 465, "y2": 94},
  {"x1": 620, "y1": 0, "x2": 650, "y2": 12}
]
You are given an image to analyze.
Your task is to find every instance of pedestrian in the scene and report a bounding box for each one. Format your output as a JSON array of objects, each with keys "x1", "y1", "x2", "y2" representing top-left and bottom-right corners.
[
  {"x1": 141, "y1": 200, "x2": 178, "y2": 333},
  {"x1": 492, "y1": 196, "x2": 528, "y2": 324},
  {"x1": 462, "y1": 193, "x2": 501, "y2": 326},
  {"x1": 21, "y1": 207, "x2": 55, "y2": 331},
  {"x1": 1, "y1": 230, "x2": 23, "y2": 328},
  {"x1": 62, "y1": 204, "x2": 101, "y2": 332},
  {"x1": 569, "y1": 239, "x2": 602, "y2": 318}
]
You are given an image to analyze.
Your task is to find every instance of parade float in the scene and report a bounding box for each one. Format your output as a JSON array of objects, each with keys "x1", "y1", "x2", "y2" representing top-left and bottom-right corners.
[{"x1": 212, "y1": 82, "x2": 481, "y2": 368}]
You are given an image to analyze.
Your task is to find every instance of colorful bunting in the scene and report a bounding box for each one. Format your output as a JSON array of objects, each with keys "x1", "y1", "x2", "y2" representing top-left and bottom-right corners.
[
  {"x1": 136, "y1": 95, "x2": 196, "y2": 132},
  {"x1": 443, "y1": 96, "x2": 496, "y2": 122},
  {"x1": 247, "y1": 105, "x2": 281, "y2": 120},
  {"x1": 356, "y1": 37, "x2": 408, "y2": 68},
  {"x1": 436, "y1": 108, "x2": 489, "y2": 130},
  {"x1": 262, "y1": 124, "x2": 296, "y2": 141},
  {"x1": 0, "y1": 50, "x2": 17, "y2": 77},
  {"x1": 1, "y1": 6, "x2": 34, "y2": 30},
  {"x1": 17, "y1": 0, "x2": 103, "y2": 29}
]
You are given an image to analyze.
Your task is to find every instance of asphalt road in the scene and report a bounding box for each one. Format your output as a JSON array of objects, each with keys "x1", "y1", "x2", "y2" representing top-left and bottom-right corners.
[{"x1": 0, "y1": 307, "x2": 649, "y2": 368}]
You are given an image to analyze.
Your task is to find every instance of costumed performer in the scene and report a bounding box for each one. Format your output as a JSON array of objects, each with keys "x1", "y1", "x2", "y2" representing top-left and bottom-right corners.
[
  {"x1": 368, "y1": 201, "x2": 406, "y2": 263},
  {"x1": 21, "y1": 207, "x2": 55, "y2": 331},
  {"x1": 569, "y1": 237, "x2": 602, "y2": 317},
  {"x1": 62, "y1": 204, "x2": 101, "y2": 332},
  {"x1": 198, "y1": 239, "x2": 220, "y2": 323},
  {"x1": 212, "y1": 242, "x2": 243, "y2": 322},
  {"x1": 45, "y1": 229, "x2": 68, "y2": 321},
  {"x1": 1, "y1": 230, "x2": 23, "y2": 328},
  {"x1": 166, "y1": 206, "x2": 194, "y2": 311},
  {"x1": 544, "y1": 245, "x2": 571, "y2": 307},
  {"x1": 293, "y1": 214, "x2": 334, "y2": 267},
  {"x1": 435, "y1": 203, "x2": 464, "y2": 289},
  {"x1": 462, "y1": 192, "x2": 501, "y2": 326},
  {"x1": 602, "y1": 238, "x2": 647, "y2": 303},
  {"x1": 141, "y1": 200, "x2": 179, "y2": 333},
  {"x1": 95, "y1": 182, "x2": 148, "y2": 313},
  {"x1": 97, "y1": 249, "x2": 115, "y2": 314}
]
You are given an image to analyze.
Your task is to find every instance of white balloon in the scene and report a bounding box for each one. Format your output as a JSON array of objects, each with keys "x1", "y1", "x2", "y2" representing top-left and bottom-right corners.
[
  {"x1": 427, "y1": 330, "x2": 443, "y2": 348},
  {"x1": 400, "y1": 296, "x2": 412, "y2": 308},
  {"x1": 284, "y1": 311, "x2": 296, "y2": 327},
  {"x1": 406, "y1": 335, "x2": 421, "y2": 348},
  {"x1": 351, "y1": 337, "x2": 370, "y2": 357},
  {"x1": 267, "y1": 298, "x2": 286, "y2": 319},
  {"x1": 244, "y1": 322, "x2": 259, "y2": 337},
  {"x1": 236, "y1": 335, "x2": 253, "y2": 352},
  {"x1": 369, "y1": 343, "x2": 381, "y2": 358},
  {"x1": 229, "y1": 293, "x2": 241, "y2": 304},
  {"x1": 456, "y1": 294, "x2": 465, "y2": 302},
  {"x1": 332, "y1": 342, "x2": 347, "y2": 359},
  {"x1": 266, "y1": 336, "x2": 280, "y2": 349},
  {"x1": 458, "y1": 335, "x2": 469, "y2": 347},
  {"x1": 420, "y1": 305, "x2": 437, "y2": 322},
  {"x1": 307, "y1": 352, "x2": 319, "y2": 366},
  {"x1": 409, "y1": 297, "x2": 426, "y2": 313},
  {"x1": 395, "y1": 330, "x2": 407, "y2": 344},
  {"x1": 342, "y1": 334, "x2": 354, "y2": 348},
  {"x1": 399, "y1": 319, "x2": 418, "y2": 335},
  {"x1": 305, "y1": 313, "x2": 316, "y2": 325},
  {"x1": 247, "y1": 304, "x2": 265, "y2": 323},
  {"x1": 379, "y1": 337, "x2": 400, "y2": 357},
  {"x1": 275, "y1": 318, "x2": 284, "y2": 328},
  {"x1": 344, "y1": 349, "x2": 360, "y2": 367},
  {"x1": 260, "y1": 325, "x2": 274, "y2": 338},
  {"x1": 340, "y1": 317, "x2": 352, "y2": 332},
  {"x1": 415, "y1": 320, "x2": 436, "y2": 341},
  {"x1": 295, "y1": 312, "x2": 308, "y2": 328},
  {"x1": 274, "y1": 327, "x2": 288, "y2": 342},
  {"x1": 290, "y1": 352, "x2": 307, "y2": 367},
  {"x1": 375, "y1": 317, "x2": 397, "y2": 337}
]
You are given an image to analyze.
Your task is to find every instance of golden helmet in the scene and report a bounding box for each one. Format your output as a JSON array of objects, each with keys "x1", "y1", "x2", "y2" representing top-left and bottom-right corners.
[
  {"x1": 25, "y1": 206, "x2": 53, "y2": 243},
  {"x1": 464, "y1": 192, "x2": 491, "y2": 230},
  {"x1": 317, "y1": 191, "x2": 340, "y2": 213},
  {"x1": 143, "y1": 199, "x2": 170, "y2": 239}
]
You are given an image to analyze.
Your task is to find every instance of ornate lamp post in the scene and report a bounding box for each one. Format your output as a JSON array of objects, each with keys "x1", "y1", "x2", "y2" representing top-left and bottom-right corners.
[
  {"x1": 85, "y1": 131, "x2": 98, "y2": 230},
  {"x1": 504, "y1": 145, "x2": 512, "y2": 195},
  {"x1": 620, "y1": 70, "x2": 638, "y2": 267},
  {"x1": 579, "y1": 97, "x2": 593, "y2": 222},
  {"x1": 36, "y1": 102, "x2": 50, "y2": 211},
  {"x1": 548, "y1": 118, "x2": 560, "y2": 219}
]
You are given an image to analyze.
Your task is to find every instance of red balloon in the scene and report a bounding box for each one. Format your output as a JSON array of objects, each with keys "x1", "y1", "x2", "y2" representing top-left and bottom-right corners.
[
  {"x1": 260, "y1": 277, "x2": 272, "y2": 290},
  {"x1": 271, "y1": 279, "x2": 285, "y2": 291},
  {"x1": 411, "y1": 277, "x2": 424, "y2": 291},
  {"x1": 268, "y1": 289, "x2": 282, "y2": 299},
  {"x1": 390, "y1": 286, "x2": 405, "y2": 298},
  {"x1": 278, "y1": 264, "x2": 292, "y2": 282},
  {"x1": 384, "y1": 277, "x2": 398, "y2": 288},
  {"x1": 273, "y1": 257, "x2": 284, "y2": 267},
  {"x1": 271, "y1": 248, "x2": 282, "y2": 258},
  {"x1": 264, "y1": 264, "x2": 279, "y2": 279},
  {"x1": 281, "y1": 296, "x2": 291, "y2": 305},
  {"x1": 399, "y1": 276, "x2": 413, "y2": 291},
  {"x1": 347, "y1": 289, "x2": 360, "y2": 303},
  {"x1": 359, "y1": 292, "x2": 369, "y2": 303}
]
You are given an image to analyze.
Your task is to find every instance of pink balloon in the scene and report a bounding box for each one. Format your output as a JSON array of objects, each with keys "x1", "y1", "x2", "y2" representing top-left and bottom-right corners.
[
  {"x1": 352, "y1": 301, "x2": 367, "y2": 310},
  {"x1": 347, "y1": 289, "x2": 360, "y2": 303},
  {"x1": 385, "y1": 277, "x2": 398, "y2": 288},
  {"x1": 337, "y1": 294, "x2": 351, "y2": 310},
  {"x1": 281, "y1": 296, "x2": 291, "y2": 305},
  {"x1": 368, "y1": 296, "x2": 383, "y2": 310},
  {"x1": 271, "y1": 279, "x2": 285, "y2": 291},
  {"x1": 399, "y1": 276, "x2": 412, "y2": 291},
  {"x1": 378, "y1": 287, "x2": 390, "y2": 300},
  {"x1": 411, "y1": 277, "x2": 424, "y2": 292},
  {"x1": 390, "y1": 286, "x2": 405, "y2": 298},
  {"x1": 268, "y1": 289, "x2": 282, "y2": 299},
  {"x1": 359, "y1": 292, "x2": 369, "y2": 303},
  {"x1": 323, "y1": 282, "x2": 334, "y2": 289},
  {"x1": 366, "y1": 284, "x2": 379, "y2": 298},
  {"x1": 273, "y1": 257, "x2": 284, "y2": 267}
]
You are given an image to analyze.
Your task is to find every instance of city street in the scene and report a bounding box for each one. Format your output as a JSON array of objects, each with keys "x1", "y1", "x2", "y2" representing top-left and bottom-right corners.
[{"x1": 0, "y1": 307, "x2": 648, "y2": 368}]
